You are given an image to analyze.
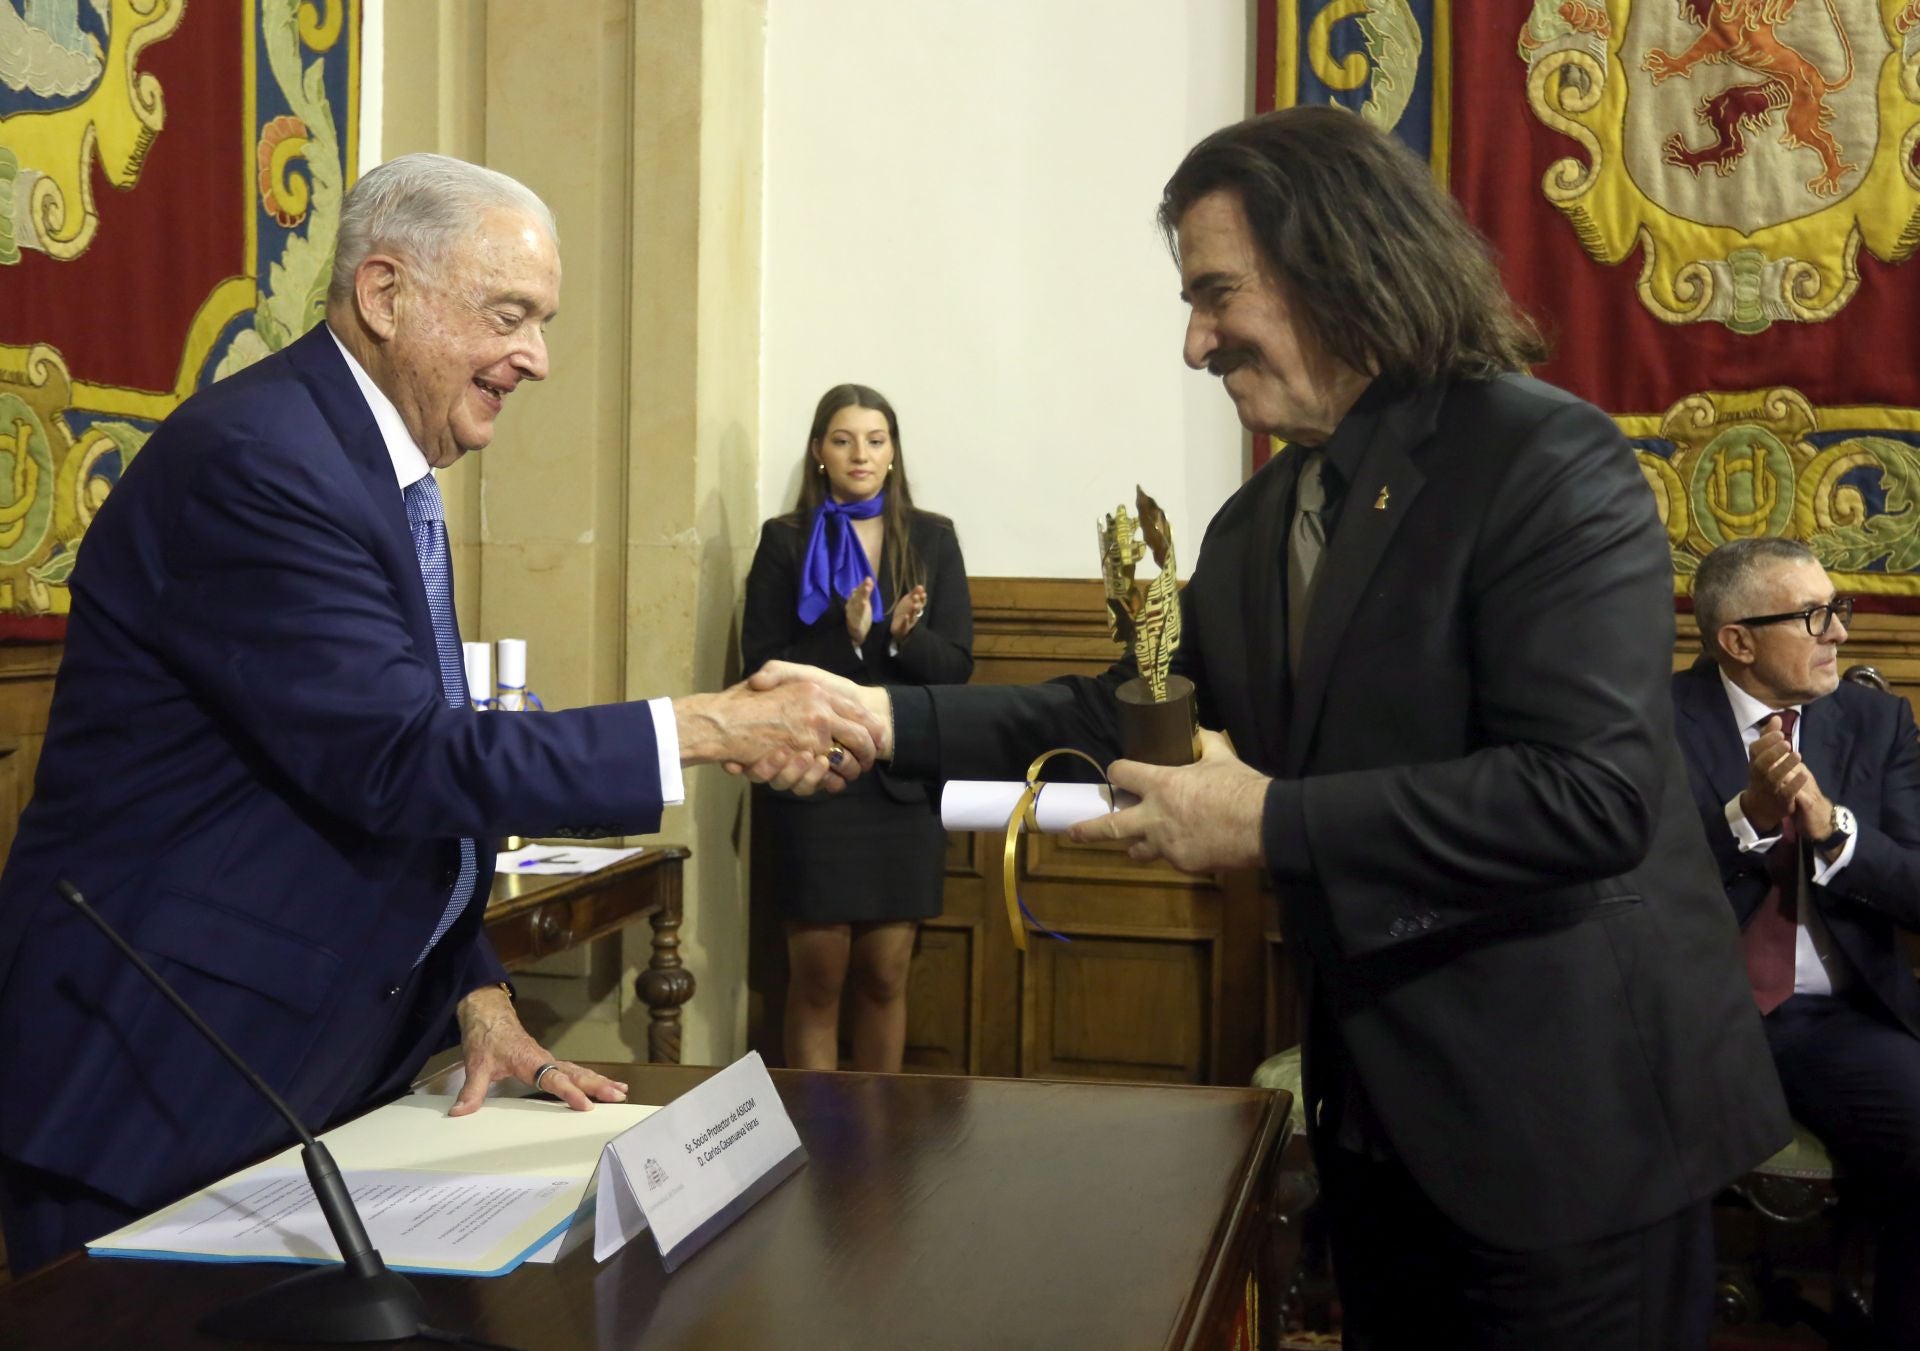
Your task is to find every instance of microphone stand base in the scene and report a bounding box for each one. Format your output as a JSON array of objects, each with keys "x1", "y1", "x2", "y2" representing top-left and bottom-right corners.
[{"x1": 199, "y1": 1264, "x2": 428, "y2": 1344}]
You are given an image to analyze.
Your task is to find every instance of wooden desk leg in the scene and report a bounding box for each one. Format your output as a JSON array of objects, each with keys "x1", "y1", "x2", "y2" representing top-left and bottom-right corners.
[{"x1": 637, "y1": 876, "x2": 695, "y2": 1063}]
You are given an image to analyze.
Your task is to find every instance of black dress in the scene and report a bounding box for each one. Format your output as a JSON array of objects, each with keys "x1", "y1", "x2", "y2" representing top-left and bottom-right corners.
[{"x1": 741, "y1": 509, "x2": 973, "y2": 924}]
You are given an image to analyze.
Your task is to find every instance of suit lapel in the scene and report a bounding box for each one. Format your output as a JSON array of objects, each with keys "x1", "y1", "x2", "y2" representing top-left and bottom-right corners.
[
  {"x1": 1284, "y1": 388, "x2": 1440, "y2": 776},
  {"x1": 1674, "y1": 659, "x2": 1751, "y2": 807},
  {"x1": 283, "y1": 324, "x2": 438, "y2": 648},
  {"x1": 1797, "y1": 692, "x2": 1843, "y2": 809},
  {"x1": 1240, "y1": 453, "x2": 1298, "y2": 769}
]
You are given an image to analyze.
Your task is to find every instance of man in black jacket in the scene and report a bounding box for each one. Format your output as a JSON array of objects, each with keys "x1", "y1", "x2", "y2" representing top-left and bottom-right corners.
[
  {"x1": 759, "y1": 107, "x2": 1788, "y2": 1348},
  {"x1": 1675, "y1": 536, "x2": 1920, "y2": 1348}
]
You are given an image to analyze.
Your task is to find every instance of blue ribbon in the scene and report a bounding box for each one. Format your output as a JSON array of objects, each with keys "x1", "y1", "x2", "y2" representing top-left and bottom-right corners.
[{"x1": 798, "y1": 492, "x2": 885, "y2": 625}]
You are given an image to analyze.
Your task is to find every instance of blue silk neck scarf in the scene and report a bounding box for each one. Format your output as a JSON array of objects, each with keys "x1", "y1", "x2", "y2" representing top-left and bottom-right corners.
[{"x1": 798, "y1": 492, "x2": 886, "y2": 625}]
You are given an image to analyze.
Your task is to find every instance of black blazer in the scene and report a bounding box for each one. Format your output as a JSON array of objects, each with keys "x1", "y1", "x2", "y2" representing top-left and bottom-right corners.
[
  {"x1": 1672, "y1": 656, "x2": 1920, "y2": 1037},
  {"x1": 890, "y1": 374, "x2": 1788, "y2": 1249},
  {"x1": 742, "y1": 508, "x2": 973, "y2": 804}
]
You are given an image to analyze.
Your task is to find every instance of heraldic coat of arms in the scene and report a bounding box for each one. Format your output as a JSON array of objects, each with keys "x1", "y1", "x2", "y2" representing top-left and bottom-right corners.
[{"x1": 1519, "y1": 0, "x2": 1918, "y2": 333}]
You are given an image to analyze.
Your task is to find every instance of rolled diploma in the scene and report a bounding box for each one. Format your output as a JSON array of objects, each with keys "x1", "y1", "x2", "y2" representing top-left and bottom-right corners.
[
  {"x1": 461, "y1": 642, "x2": 491, "y2": 704},
  {"x1": 496, "y1": 638, "x2": 527, "y2": 709},
  {"x1": 940, "y1": 780, "x2": 1139, "y2": 833}
]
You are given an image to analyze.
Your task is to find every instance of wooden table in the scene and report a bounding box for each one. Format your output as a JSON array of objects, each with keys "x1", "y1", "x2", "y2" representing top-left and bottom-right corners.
[
  {"x1": 485, "y1": 845, "x2": 693, "y2": 1063},
  {"x1": 0, "y1": 1064, "x2": 1291, "y2": 1350}
]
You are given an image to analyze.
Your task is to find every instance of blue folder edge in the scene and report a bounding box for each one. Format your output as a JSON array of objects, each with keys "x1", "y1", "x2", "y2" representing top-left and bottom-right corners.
[{"x1": 86, "y1": 1211, "x2": 576, "y2": 1280}]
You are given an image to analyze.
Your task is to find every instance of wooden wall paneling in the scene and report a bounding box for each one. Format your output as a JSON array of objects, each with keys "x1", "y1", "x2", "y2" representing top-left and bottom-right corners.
[
  {"x1": 1023, "y1": 927, "x2": 1215, "y2": 1083},
  {"x1": 1015, "y1": 829, "x2": 1274, "y2": 1084},
  {"x1": 743, "y1": 790, "x2": 788, "y2": 1066},
  {"x1": 0, "y1": 644, "x2": 61, "y2": 870},
  {"x1": 1676, "y1": 613, "x2": 1920, "y2": 718},
  {"x1": 903, "y1": 830, "x2": 988, "y2": 1075},
  {"x1": 0, "y1": 749, "x2": 17, "y2": 866},
  {"x1": 969, "y1": 577, "x2": 1123, "y2": 684},
  {"x1": 1244, "y1": 874, "x2": 1299, "y2": 1065},
  {"x1": 1222, "y1": 868, "x2": 1282, "y2": 1084},
  {"x1": 902, "y1": 917, "x2": 978, "y2": 1074}
]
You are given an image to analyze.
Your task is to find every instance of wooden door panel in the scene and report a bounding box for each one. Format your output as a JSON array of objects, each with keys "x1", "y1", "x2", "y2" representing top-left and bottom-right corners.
[
  {"x1": 903, "y1": 918, "x2": 978, "y2": 1074},
  {"x1": 1025, "y1": 933, "x2": 1213, "y2": 1082}
]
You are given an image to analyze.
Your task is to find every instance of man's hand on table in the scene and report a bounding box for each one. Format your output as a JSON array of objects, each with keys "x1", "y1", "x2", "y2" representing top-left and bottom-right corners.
[{"x1": 449, "y1": 984, "x2": 629, "y2": 1115}]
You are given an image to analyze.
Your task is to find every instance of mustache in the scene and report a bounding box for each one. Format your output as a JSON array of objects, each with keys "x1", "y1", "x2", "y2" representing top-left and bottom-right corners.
[{"x1": 1208, "y1": 349, "x2": 1255, "y2": 379}]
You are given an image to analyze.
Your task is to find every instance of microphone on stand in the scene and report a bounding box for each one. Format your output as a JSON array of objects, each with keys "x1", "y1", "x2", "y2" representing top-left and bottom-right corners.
[{"x1": 56, "y1": 879, "x2": 429, "y2": 1343}]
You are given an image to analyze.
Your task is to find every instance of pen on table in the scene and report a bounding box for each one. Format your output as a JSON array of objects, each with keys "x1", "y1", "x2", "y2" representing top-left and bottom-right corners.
[{"x1": 517, "y1": 853, "x2": 576, "y2": 867}]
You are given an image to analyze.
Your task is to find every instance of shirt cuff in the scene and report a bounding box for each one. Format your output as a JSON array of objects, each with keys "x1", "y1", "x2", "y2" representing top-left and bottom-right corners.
[
  {"x1": 1262, "y1": 777, "x2": 1311, "y2": 882},
  {"x1": 648, "y1": 698, "x2": 685, "y2": 806},
  {"x1": 1723, "y1": 793, "x2": 1780, "y2": 853},
  {"x1": 1811, "y1": 826, "x2": 1857, "y2": 884}
]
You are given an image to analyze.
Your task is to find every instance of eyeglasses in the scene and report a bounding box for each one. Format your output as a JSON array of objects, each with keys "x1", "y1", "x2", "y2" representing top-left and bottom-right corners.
[{"x1": 1734, "y1": 596, "x2": 1855, "y2": 637}]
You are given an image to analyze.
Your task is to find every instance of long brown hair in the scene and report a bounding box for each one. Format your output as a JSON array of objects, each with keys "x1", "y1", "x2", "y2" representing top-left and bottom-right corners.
[
  {"x1": 787, "y1": 384, "x2": 926, "y2": 601},
  {"x1": 1158, "y1": 107, "x2": 1546, "y2": 389}
]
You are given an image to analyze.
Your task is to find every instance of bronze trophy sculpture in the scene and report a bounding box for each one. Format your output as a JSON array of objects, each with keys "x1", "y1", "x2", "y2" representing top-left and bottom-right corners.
[{"x1": 1099, "y1": 488, "x2": 1197, "y2": 766}]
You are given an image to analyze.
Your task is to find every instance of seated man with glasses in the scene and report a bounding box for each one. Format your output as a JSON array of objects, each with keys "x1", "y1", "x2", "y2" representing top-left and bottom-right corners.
[{"x1": 1674, "y1": 536, "x2": 1920, "y2": 1348}]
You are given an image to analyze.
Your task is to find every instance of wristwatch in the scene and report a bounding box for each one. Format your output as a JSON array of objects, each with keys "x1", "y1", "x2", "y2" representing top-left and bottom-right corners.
[{"x1": 1815, "y1": 804, "x2": 1856, "y2": 854}]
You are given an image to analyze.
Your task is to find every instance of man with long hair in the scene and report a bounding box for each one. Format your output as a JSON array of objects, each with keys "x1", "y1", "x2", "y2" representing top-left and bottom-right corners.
[{"x1": 761, "y1": 107, "x2": 1788, "y2": 1346}]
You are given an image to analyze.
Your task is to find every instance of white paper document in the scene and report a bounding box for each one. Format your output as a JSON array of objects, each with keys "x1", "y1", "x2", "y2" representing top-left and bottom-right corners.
[
  {"x1": 495, "y1": 843, "x2": 647, "y2": 875},
  {"x1": 101, "y1": 1169, "x2": 576, "y2": 1274},
  {"x1": 89, "y1": 1094, "x2": 656, "y2": 1276},
  {"x1": 940, "y1": 780, "x2": 1138, "y2": 833}
]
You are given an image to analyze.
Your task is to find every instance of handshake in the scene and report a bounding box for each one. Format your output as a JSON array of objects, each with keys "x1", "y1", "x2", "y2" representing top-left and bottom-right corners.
[{"x1": 675, "y1": 661, "x2": 894, "y2": 795}]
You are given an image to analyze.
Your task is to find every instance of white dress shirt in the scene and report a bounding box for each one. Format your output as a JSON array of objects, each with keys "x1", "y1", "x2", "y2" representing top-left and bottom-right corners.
[
  {"x1": 327, "y1": 326, "x2": 683, "y2": 804},
  {"x1": 1718, "y1": 669, "x2": 1852, "y2": 995}
]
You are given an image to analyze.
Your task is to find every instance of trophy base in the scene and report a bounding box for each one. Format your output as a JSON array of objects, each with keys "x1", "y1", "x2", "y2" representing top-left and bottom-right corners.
[{"x1": 1116, "y1": 675, "x2": 1199, "y2": 766}]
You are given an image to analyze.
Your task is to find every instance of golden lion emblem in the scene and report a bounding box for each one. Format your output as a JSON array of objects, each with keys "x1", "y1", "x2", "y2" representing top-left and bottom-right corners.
[{"x1": 1642, "y1": 0, "x2": 1856, "y2": 197}]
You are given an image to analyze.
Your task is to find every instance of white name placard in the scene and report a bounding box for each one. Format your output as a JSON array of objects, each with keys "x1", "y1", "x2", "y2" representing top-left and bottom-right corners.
[{"x1": 591, "y1": 1051, "x2": 805, "y2": 1272}]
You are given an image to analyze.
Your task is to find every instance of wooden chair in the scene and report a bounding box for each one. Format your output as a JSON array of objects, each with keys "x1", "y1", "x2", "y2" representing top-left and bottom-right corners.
[
  {"x1": 1841, "y1": 663, "x2": 1891, "y2": 694},
  {"x1": 1717, "y1": 1122, "x2": 1875, "y2": 1344}
]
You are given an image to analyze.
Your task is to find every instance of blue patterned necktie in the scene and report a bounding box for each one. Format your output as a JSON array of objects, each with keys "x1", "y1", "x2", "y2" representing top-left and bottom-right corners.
[{"x1": 402, "y1": 473, "x2": 479, "y2": 964}]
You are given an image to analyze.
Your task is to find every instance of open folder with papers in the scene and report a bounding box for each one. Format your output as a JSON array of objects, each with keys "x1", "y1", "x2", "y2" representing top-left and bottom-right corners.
[{"x1": 87, "y1": 1094, "x2": 656, "y2": 1277}]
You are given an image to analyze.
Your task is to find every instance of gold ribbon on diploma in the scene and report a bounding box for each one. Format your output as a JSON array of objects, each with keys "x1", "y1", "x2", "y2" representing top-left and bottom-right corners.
[{"x1": 1000, "y1": 748, "x2": 1114, "y2": 952}]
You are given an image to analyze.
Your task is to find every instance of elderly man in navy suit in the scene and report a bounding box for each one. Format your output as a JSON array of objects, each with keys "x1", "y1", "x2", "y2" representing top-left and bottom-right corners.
[
  {"x1": 1674, "y1": 536, "x2": 1920, "y2": 1348},
  {"x1": 0, "y1": 154, "x2": 881, "y2": 1274}
]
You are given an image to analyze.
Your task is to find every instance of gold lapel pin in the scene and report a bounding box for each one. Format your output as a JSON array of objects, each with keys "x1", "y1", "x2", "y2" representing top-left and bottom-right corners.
[{"x1": 1373, "y1": 486, "x2": 1390, "y2": 510}]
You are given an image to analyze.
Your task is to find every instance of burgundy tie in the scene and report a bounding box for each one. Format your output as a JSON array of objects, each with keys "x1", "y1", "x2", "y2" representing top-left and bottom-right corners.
[{"x1": 1740, "y1": 708, "x2": 1799, "y2": 1015}]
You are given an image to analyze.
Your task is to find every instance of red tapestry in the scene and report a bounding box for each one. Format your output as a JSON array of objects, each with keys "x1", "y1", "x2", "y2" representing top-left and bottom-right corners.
[
  {"x1": 1255, "y1": 1, "x2": 1920, "y2": 603},
  {"x1": 0, "y1": 0, "x2": 362, "y2": 637}
]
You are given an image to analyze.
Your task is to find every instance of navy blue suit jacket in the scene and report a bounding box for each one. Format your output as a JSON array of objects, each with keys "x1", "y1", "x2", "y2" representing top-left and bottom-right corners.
[
  {"x1": 1672, "y1": 656, "x2": 1920, "y2": 1037},
  {"x1": 0, "y1": 324, "x2": 668, "y2": 1210}
]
